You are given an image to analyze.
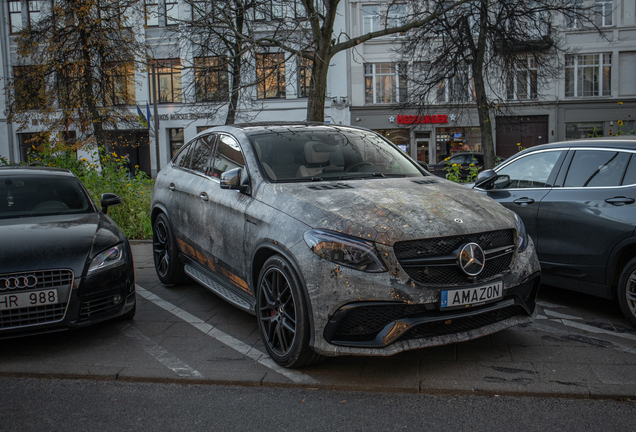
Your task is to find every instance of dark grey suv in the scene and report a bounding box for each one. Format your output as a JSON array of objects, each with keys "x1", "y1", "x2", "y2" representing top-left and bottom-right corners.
[
  {"x1": 472, "y1": 139, "x2": 636, "y2": 326},
  {"x1": 151, "y1": 123, "x2": 541, "y2": 367}
]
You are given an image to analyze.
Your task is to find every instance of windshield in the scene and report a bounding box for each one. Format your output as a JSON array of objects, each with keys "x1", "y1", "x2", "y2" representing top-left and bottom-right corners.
[
  {"x1": 248, "y1": 127, "x2": 425, "y2": 182},
  {"x1": 0, "y1": 174, "x2": 94, "y2": 219}
]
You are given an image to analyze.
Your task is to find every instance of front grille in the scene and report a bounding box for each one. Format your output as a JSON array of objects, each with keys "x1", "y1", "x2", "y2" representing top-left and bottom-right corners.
[
  {"x1": 335, "y1": 304, "x2": 430, "y2": 338},
  {"x1": 393, "y1": 230, "x2": 515, "y2": 286},
  {"x1": 79, "y1": 292, "x2": 124, "y2": 321},
  {"x1": 397, "y1": 305, "x2": 525, "y2": 342},
  {"x1": 506, "y1": 279, "x2": 535, "y2": 303},
  {"x1": 0, "y1": 303, "x2": 67, "y2": 329},
  {"x1": 0, "y1": 269, "x2": 74, "y2": 292}
]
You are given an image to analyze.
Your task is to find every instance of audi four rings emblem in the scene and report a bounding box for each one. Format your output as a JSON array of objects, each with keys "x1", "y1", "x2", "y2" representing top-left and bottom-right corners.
[
  {"x1": 0, "y1": 275, "x2": 38, "y2": 290},
  {"x1": 458, "y1": 243, "x2": 486, "y2": 276}
]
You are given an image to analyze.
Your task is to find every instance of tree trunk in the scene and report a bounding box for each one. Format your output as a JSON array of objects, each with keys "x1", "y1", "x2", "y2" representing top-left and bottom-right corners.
[
  {"x1": 225, "y1": 1, "x2": 244, "y2": 125},
  {"x1": 306, "y1": 48, "x2": 331, "y2": 122},
  {"x1": 79, "y1": 25, "x2": 106, "y2": 154}
]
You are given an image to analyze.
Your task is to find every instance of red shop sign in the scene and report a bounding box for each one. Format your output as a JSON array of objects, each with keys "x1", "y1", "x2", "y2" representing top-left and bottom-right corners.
[{"x1": 397, "y1": 114, "x2": 448, "y2": 125}]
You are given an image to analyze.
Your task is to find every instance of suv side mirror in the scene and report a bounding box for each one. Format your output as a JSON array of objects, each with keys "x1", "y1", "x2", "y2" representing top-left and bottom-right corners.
[
  {"x1": 220, "y1": 167, "x2": 249, "y2": 193},
  {"x1": 474, "y1": 169, "x2": 498, "y2": 189},
  {"x1": 101, "y1": 193, "x2": 121, "y2": 214}
]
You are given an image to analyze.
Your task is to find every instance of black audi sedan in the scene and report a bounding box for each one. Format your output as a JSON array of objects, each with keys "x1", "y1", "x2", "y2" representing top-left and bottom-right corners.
[
  {"x1": 472, "y1": 138, "x2": 636, "y2": 327},
  {"x1": 0, "y1": 167, "x2": 136, "y2": 338},
  {"x1": 151, "y1": 123, "x2": 541, "y2": 368}
]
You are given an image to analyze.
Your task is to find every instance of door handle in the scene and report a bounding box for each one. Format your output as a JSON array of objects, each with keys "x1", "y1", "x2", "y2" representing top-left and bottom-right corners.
[
  {"x1": 169, "y1": 183, "x2": 176, "y2": 191},
  {"x1": 199, "y1": 192, "x2": 209, "y2": 202},
  {"x1": 513, "y1": 197, "x2": 535, "y2": 206},
  {"x1": 605, "y1": 196, "x2": 635, "y2": 206}
]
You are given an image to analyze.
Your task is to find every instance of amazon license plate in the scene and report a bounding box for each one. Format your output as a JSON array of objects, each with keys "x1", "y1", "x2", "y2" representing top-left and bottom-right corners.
[
  {"x1": 0, "y1": 289, "x2": 59, "y2": 311},
  {"x1": 440, "y1": 281, "x2": 503, "y2": 310}
]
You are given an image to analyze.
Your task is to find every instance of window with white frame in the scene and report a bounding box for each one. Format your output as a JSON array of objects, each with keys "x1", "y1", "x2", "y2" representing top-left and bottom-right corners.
[
  {"x1": 565, "y1": 0, "x2": 583, "y2": 28},
  {"x1": 364, "y1": 63, "x2": 406, "y2": 104},
  {"x1": 256, "y1": 53, "x2": 286, "y2": 99},
  {"x1": 387, "y1": 4, "x2": 407, "y2": 29},
  {"x1": 565, "y1": 54, "x2": 611, "y2": 97},
  {"x1": 362, "y1": 5, "x2": 380, "y2": 33},
  {"x1": 595, "y1": 0, "x2": 612, "y2": 27},
  {"x1": 436, "y1": 69, "x2": 473, "y2": 103},
  {"x1": 506, "y1": 57, "x2": 537, "y2": 100}
]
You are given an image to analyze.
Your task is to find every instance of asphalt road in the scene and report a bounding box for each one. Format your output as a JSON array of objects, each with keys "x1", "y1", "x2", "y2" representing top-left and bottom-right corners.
[
  {"x1": 1, "y1": 377, "x2": 635, "y2": 432},
  {"x1": 1, "y1": 242, "x2": 636, "y2": 400}
]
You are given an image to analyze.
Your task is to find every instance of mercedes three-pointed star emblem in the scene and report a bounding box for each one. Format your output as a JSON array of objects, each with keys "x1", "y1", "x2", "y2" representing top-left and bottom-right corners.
[{"x1": 457, "y1": 242, "x2": 486, "y2": 276}]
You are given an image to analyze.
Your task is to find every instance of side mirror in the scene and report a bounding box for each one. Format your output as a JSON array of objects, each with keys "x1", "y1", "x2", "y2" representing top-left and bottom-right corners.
[
  {"x1": 220, "y1": 167, "x2": 249, "y2": 193},
  {"x1": 101, "y1": 193, "x2": 121, "y2": 214},
  {"x1": 474, "y1": 169, "x2": 498, "y2": 189},
  {"x1": 417, "y1": 161, "x2": 429, "y2": 171}
]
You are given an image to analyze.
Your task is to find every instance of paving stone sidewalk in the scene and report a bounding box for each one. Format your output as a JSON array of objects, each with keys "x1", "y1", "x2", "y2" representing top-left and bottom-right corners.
[{"x1": 1, "y1": 241, "x2": 635, "y2": 399}]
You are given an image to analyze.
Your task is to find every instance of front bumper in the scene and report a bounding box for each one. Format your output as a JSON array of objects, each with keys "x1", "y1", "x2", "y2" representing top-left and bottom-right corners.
[{"x1": 291, "y1": 236, "x2": 541, "y2": 357}]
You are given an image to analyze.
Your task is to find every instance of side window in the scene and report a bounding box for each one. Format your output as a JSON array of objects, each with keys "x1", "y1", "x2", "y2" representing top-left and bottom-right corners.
[
  {"x1": 564, "y1": 150, "x2": 631, "y2": 187},
  {"x1": 495, "y1": 150, "x2": 564, "y2": 189},
  {"x1": 212, "y1": 134, "x2": 245, "y2": 178},
  {"x1": 190, "y1": 135, "x2": 216, "y2": 175},
  {"x1": 622, "y1": 154, "x2": 636, "y2": 185},
  {"x1": 173, "y1": 141, "x2": 193, "y2": 169}
]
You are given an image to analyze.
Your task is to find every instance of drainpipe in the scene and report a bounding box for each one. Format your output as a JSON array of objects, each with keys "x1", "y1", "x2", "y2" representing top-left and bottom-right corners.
[{"x1": 0, "y1": 3, "x2": 15, "y2": 162}]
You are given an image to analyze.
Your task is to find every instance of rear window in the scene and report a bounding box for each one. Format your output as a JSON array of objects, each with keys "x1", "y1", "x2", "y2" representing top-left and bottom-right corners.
[{"x1": 0, "y1": 174, "x2": 93, "y2": 219}]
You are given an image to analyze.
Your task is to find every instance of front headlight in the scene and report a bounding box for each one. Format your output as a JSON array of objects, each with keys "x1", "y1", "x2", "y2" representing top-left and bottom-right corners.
[
  {"x1": 511, "y1": 211, "x2": 529, "y2": 252},
  {"x1": 88, "y1": 244, "x2": 125, "y2": 275},
  {"x1": 303, "y1": 229, "x2": 388, "y2": 273}
]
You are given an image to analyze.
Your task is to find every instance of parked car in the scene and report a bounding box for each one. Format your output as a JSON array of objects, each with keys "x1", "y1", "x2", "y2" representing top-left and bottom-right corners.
[
  {"x1": 472, "y1": 138, "x2": 636, "y2": 326},
  {"x1": 151, "y1": 123, "x2": 541, "y2": 368},
  {"x1": 0, "y1": 166, "x2": 136, "y2": 338}
]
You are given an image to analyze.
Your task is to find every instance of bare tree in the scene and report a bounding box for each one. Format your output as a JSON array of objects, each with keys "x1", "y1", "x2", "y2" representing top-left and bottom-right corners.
[
  {"x1": 7, "y1": 0, "x2": 147, "y2": 156},
  {"x1": 399, "y1": 0, "x2": 598, "y2": 168}
]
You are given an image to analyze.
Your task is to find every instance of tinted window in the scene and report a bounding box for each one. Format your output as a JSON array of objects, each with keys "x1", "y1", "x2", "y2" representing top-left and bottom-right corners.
[
  {"x1": 623, "y1": 154, "x2": 636, "y2": 185},
  {"x1": 0, "y1": 174, "x2": 92, "y2": 219},
  {"x1": 495, "y1": 150, "x2": 564, "y2": 189},
  {"x1": 564, "y1": 150, "x2": 631, "y2": 187},
  {"x1": 190, "y1": 135, "x2": 215, "y2": 175},
  {"x1": 211, "y1": 134, "x2": 244, "y2": 178},
  {"x1": 173, "y1": 142, "x2": 192, "y2": 169}
]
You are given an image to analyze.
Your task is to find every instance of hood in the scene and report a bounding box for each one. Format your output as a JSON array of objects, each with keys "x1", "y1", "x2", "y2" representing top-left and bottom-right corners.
[
  {"x1": 0, "y1": 212, "x2": 122, "y2": 277},
  {"x1": 258, "y1": 178, "x2": 516, "y2": 246}
]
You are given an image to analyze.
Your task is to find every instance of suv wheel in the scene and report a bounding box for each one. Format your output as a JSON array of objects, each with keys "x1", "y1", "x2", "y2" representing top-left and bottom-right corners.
[
  {"x1": 153, "y1": 213, "x2": 188, "y2": 286},
  {"x1": 618, "y1": 257, "x2": 636, "y2": 327},
  {"x1": 256, "y1": 255, "x2": 322, "y2": 368}
]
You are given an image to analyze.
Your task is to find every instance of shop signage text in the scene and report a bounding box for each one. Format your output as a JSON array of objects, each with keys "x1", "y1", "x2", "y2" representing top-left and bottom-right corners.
[{"x1": 397, "y1": 114, "x2": 448, "y2": 125}]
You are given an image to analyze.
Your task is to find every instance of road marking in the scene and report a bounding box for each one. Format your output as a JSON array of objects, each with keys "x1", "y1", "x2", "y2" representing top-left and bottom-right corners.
[
  {"x1": 122, "y1": 324, "x2": 203, "y2": 378},
  {"x1": 560, "y1": 319, "x2": 636, "y2": 342},
  {"x1": 544, "y1": 309, "x2": 582, "y2": 320},
  {"x1": 135, "y1": 285, "x2": 319, "y2": 385}
]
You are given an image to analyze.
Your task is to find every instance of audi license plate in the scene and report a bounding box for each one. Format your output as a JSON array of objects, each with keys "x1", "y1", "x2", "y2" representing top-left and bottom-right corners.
[
  {"x1": 440, "y1": 281, "x2": 503, "y2": 310},
  {"x1": 0, "y1": 289, "x2": 59, "y2": 311}
]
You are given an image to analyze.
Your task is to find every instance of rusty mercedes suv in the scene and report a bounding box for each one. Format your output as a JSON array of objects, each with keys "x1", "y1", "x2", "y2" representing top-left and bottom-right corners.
[{"x1": 150, "y1": 123, "x2": 541, "y2": 367}]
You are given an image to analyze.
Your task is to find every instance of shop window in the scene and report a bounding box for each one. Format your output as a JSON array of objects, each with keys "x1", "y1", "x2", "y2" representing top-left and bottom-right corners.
[
  {"x1": 506, "y1": 57, "x2": 537, "y2": 100},
  {"x1": 376, "y1": 129, "x2": 410, "y2": 154},
  {"x1": 150, "y1": 59, "x2": 182, "y2": 104},
  {"x1": 194, "y1": 56, "x2": 229, "y2": 102},
  {"x1": 565, "y1": 122, "x2": 604, "y2": 140},
  {"x1": 436, "y1": 127, "x2": 481, "y2": 163},
  {"x1": 256, "y1": 53, "x2": 286, "y2": 100},
  {"x1": 595, "y1": 0, "x2": 612, "y2": 27},
  {"x1": 298, "y1": 56, "x2": 312, "y2": 98},
  {"x1": 565, "y1": 54, "x2": 611, "y2": 98},
  {"x1": 105, "y1": 62, "x2": 135, "y2": 106},
  {"x1": 169, "y1": 128, "x2": 184, "y2": 158},
  {"x1": 9, "y1": 0, "x2": 22, "y2": 33},
  {"x1": 364, "y1": 63, "x2": 407, "y2": 104}
]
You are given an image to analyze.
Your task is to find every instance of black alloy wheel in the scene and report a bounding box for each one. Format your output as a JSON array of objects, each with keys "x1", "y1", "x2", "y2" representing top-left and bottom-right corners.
[
  {"x1": 256, "y1": 255, "x2": 321, "y2": 368},
  {"x1": 618, "y1": 257, "x2": 636, "y2": 327},
  {"x1": 152, "y1": 213, "x2": 187, "y2": 285}
]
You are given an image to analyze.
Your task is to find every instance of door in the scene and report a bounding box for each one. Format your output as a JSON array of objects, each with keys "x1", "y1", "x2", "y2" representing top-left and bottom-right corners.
[
  {"x1": 482, "y1": 148, "x2": 567, "y2": 247},
  {"x1": 496, "y1": 116, "x2": 549, "y2": 159},
  {"x1": 416, "y1": 139, "x2": 429, "y2": 164},
  {"x1": 537, "y1": 149, "x2": 636, "y2": 286}
]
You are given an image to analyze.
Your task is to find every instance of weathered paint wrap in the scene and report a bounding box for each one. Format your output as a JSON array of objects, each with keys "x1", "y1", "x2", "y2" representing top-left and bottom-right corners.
[{"x1": 152, "y1": 124, "x2": 542, "y2": 358}]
